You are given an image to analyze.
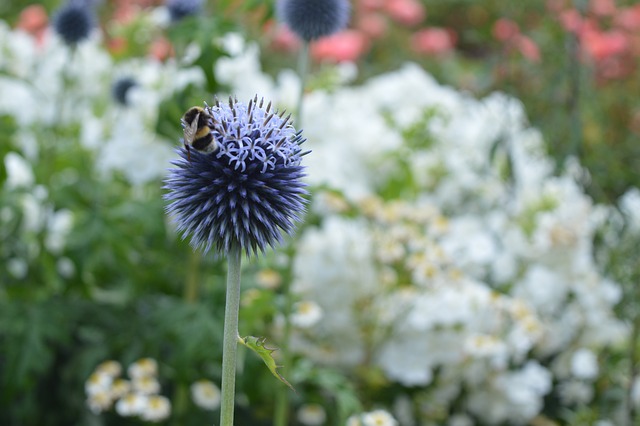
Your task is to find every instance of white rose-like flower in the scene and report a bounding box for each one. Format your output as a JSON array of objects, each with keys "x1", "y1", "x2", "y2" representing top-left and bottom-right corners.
[
  {"x1": 297, "y1": 403, "x2": 327, "y2": 425},
  {"x1": 115, "y1": 393, "x2": 148, "y2": 417},
  {"x1": 85, "y1": 371, "x2": 113, "y2": 396},
  {"x1": 141, "y1": 395, "x2": 171, "y2": 422},
  {"x1": 86, "y1": 389, "x2": 113, "y2": 414},
  {"x1": 570, "y1": 348, "x2": 599, "y2": 380},
  {"x1": 132, "y1": 375, "x2": 161, "y2": 395},
  {"x1": 190, "y1": 380, "x2": 221, "y2": 410},
  {"x1": 4, "y1": 152, "x2": 34, "y2": 188},
  {"x1": 291, "y1": 301, "x2": 323, "y2": 328},
  {"x1": 361, "y1": 409, "x2": 398, "y2": 426},
  {"x1": 127, "y1": 358, "x2": 158, "y2": 379}
]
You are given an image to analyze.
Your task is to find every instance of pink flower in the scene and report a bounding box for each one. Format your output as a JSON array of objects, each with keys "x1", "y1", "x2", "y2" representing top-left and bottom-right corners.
[
  {"x1": 590, "y1": 0, "x2": 617, "y2": 17},
  {"x1": 492, "y1": 18, "x2": 520, "y2": 42},
  {"x1": 582, "y1": 29, "x2": 629, "y2": 60},
  {"x1": 559, "y1": 9, "x2": 583, "y2": 33},
  {"x1": 515, "y1": 35, "x2": 541, "y2": 62},
  {"x1": 384, "y1": 0, "x2": 426, "y2": 27},
  {"x1": 149, "y1": 37, "x2": 174, "y2": 61},
  {"x1": 615, "y1": 5, "x2": 640, "y2": 31},
  {"x1": 597, "y1": 56, "x2": 631, "y2": 80},
  {"x1": 356, "y1": 13, "x2": 388, "y2": 39},
  {"x1": 311, "y1": 30, "x2": 370, "y2": 62},
  {"x1": 411, "y1": 27, "x2": 456, "y2": 55},
  {"x1": 16, "y1": 5, "x2": 48, "y2": 43},
  {"x1": 269, "y1": 23, "x2": 301, "y2": 52},
  {"x1": 360, "y1": 0, "x2": 385, "y2": 12}
]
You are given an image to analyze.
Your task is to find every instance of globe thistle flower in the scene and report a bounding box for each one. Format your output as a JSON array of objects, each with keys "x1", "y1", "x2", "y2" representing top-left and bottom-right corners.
[
  {"x1": 51, "y1": 0, "x2": 95, "y2": 45},
  {"x1": 164, "y1": 96, "x2": 309, "y2": 256},
  {"x1": 166, "y1": 0, "x2": 203, "y2": 22},
  {"x1": 276, "y1": 0, "x2": 351, "y2": 42},
  {"x1": 112, "y1": 77, "x2": 138, "y2": 106}
]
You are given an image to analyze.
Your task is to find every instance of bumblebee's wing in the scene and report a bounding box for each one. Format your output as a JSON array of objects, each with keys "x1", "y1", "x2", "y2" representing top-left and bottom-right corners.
[{"x1": 181, "y1": 113, "x2": 201, "y2": 144}]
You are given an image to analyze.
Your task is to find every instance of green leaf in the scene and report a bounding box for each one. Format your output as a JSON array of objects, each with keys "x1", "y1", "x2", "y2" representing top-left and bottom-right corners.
[{"x1": 238, "y1": 335, "x2": 294, "y2": 392}]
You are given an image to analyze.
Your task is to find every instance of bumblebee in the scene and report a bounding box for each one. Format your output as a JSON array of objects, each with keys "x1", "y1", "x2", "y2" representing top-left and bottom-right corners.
[{"x1": 181, "y1": 106, "x2": 216, "y2": 161}]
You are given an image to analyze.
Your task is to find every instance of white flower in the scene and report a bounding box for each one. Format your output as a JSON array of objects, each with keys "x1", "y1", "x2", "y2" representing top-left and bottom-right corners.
[
  {"x1": 448, "y1": 414, "x2": 474, "y2": 426},
  {"x1": 115, "y1": 393, "x2": 148, "y2": 417},
  {"x1": 296, "y1": 403, "x2": 327, "y2": 425},
  {"x1": 361, "y1": 409, "x2": 398, "y2": 426},
  {"x1": 45, "y1": 209, "x2": 74, "y2": 253},
  {"x1": 558, "y1": 379, "x2": 594, "y2": 405},
  {"x1": 256, "y1": 268, "x2": 282, "y2": 289},
  {"x1": 86, "y1": 389, "x2": 113, "y2": 414},
  {"x1": 96, "y1": 360, "x2": 123, "y2": 377},
  {"x1": 291, "y1": 301, "x2": 324, "y2": 328},
  {"x1": 619, "y1": 187, "x2": 640, "y2": 231},
  {"x1": 85, "y1": 371, "x2": 113, "y2": 396},
  {"x1": 190, "y1": 380, "x2": 221, "y2": 410},
  {"x1": 128, "y1": 358, "x2": 158, "y2": 379},
  {"x1": 111, "y1": 378, "x2": 131, "y2": 399},
  {"x1": 132, "y1": 375, "x2": 161, "y2": 395},
  {"x1": 7, "y1": 258, "x2": 28, "y2": 279},
  {"x1": 57, "y1": 257, "x2": 76, "y2": 278},
  {"x1": 4, "y1": 152, "x2": 34, "y2": 188},
  {"x1": 140, "y1": 395, "x2": 171, "y2": 422},
  {"x1": 570, "y1": 348, "x2": 599, "y2": 380}
]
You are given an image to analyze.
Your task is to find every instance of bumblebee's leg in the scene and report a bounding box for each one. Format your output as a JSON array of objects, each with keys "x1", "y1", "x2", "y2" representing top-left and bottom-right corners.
[{"x1": 185, "y1": 143, "x2": 192, "y2": 162}]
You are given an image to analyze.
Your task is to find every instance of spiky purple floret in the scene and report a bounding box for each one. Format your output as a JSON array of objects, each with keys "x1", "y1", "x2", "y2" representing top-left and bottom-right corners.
[
  {"x1": 164, "y1": 97, "x2": 309, "y2": 256},
  {"x1": 276, "y1": 0, "x2": 350, "y2": 42}
]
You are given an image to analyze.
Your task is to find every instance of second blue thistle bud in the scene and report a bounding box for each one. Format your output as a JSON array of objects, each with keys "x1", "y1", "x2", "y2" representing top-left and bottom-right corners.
[
  {"x1": 276, "y1": 0, "x2": 351, "y2": 42},
  {"x1": 52, "y1": 0, "x2": 95, "y2": 45}
]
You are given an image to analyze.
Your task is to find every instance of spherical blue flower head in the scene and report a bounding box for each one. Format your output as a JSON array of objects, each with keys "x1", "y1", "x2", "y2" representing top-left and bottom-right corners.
[
  {"x1": 166, "y1": 0, "x2": 203, "y2": 22},
  {"x1": 52, "y1": 0, "x2": 95, "y2": 45},
  {"x1": 277, "y1": 0, "x2": 351, "y2": 42},
  {"x1": 111, "y1": 77, "x2": 138, "y2": 106},
  {"x1": 164, "y1": 96, "x2": 309, "y2": 256}
]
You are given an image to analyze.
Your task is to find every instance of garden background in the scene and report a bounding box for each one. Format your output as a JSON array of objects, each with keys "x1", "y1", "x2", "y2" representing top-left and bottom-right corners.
[{"x1": 1, "y1": 0, "x2": 640, "y2": 425}]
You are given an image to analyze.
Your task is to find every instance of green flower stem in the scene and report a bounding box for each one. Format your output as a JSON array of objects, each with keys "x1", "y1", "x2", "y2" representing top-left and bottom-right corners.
[
  {"x1": 220, "y1": 246, "x2": 242, "y2": 426},
  {"x1": 294, "y1": 41, "x2": 310, "y2": 128}
]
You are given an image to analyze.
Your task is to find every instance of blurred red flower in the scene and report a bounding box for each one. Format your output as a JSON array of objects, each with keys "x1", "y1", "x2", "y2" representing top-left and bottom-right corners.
[
  {"x1": 356, "y1": 12, "x2": 388, "y2": 39},
  {"x1": 268, "y1": 23, "x2": 301, "y2": 52},
  {"x1": 582, "y1": 29, "x2": 629, "y2": 60},
  {"x1": 411, "y1": 27, "x2": 456, "y2": 55},
  {"x1": 384, "y1": 0, "x2": 426, "y2": 27},
  {"x1": 515, "y1": 35, "x2": 541, "y2": 62},
  {"x1": 16, "y1": 5, "x2": 48, "y2": 43},
  {"x1": 615, "y1": 5, "x2": 640, "y2": 31},
  {"x1": 311, "y1": 30, "x2": 370, "y2": 62},
  {"x1": 492, "y1": 18, "x2": 520, "y2": 42},
  {"x1": 590, "y1": 0, "x2": 617, "y2": 17},
  {"x1": 149, "y1": 36, "x2": 174, "y2": 61}
]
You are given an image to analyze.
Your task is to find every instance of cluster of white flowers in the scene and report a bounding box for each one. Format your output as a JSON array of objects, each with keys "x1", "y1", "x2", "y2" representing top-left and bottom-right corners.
[
  {"x1": 85, "y1": 358, "x2": 171, "y2": 422},
  {"x1": 214, "y1": 39, "x2": 627, "y2": 423},
  {"x1": 0, "y1": 20, "x2": 203, "y2": 185},
  {"x1": 2, "y1": 151, "x2": 75, "y2": 280}
]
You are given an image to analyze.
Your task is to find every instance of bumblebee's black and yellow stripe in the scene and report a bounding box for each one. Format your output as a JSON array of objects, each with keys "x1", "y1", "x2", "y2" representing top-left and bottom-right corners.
[{"x1": 181, "y1": 106, "x2": 216, "y2": 160}]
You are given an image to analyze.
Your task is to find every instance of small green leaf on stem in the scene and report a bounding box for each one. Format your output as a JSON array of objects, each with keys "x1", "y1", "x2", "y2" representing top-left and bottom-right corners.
[{"x1": 238, "y1": 335, "x2": 295, "y2": 391}]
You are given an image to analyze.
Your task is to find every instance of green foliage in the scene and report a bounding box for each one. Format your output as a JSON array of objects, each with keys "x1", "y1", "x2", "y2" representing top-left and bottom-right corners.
[{"x1": 239, "y1": 335, "x2": 294, "y2": 391}]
